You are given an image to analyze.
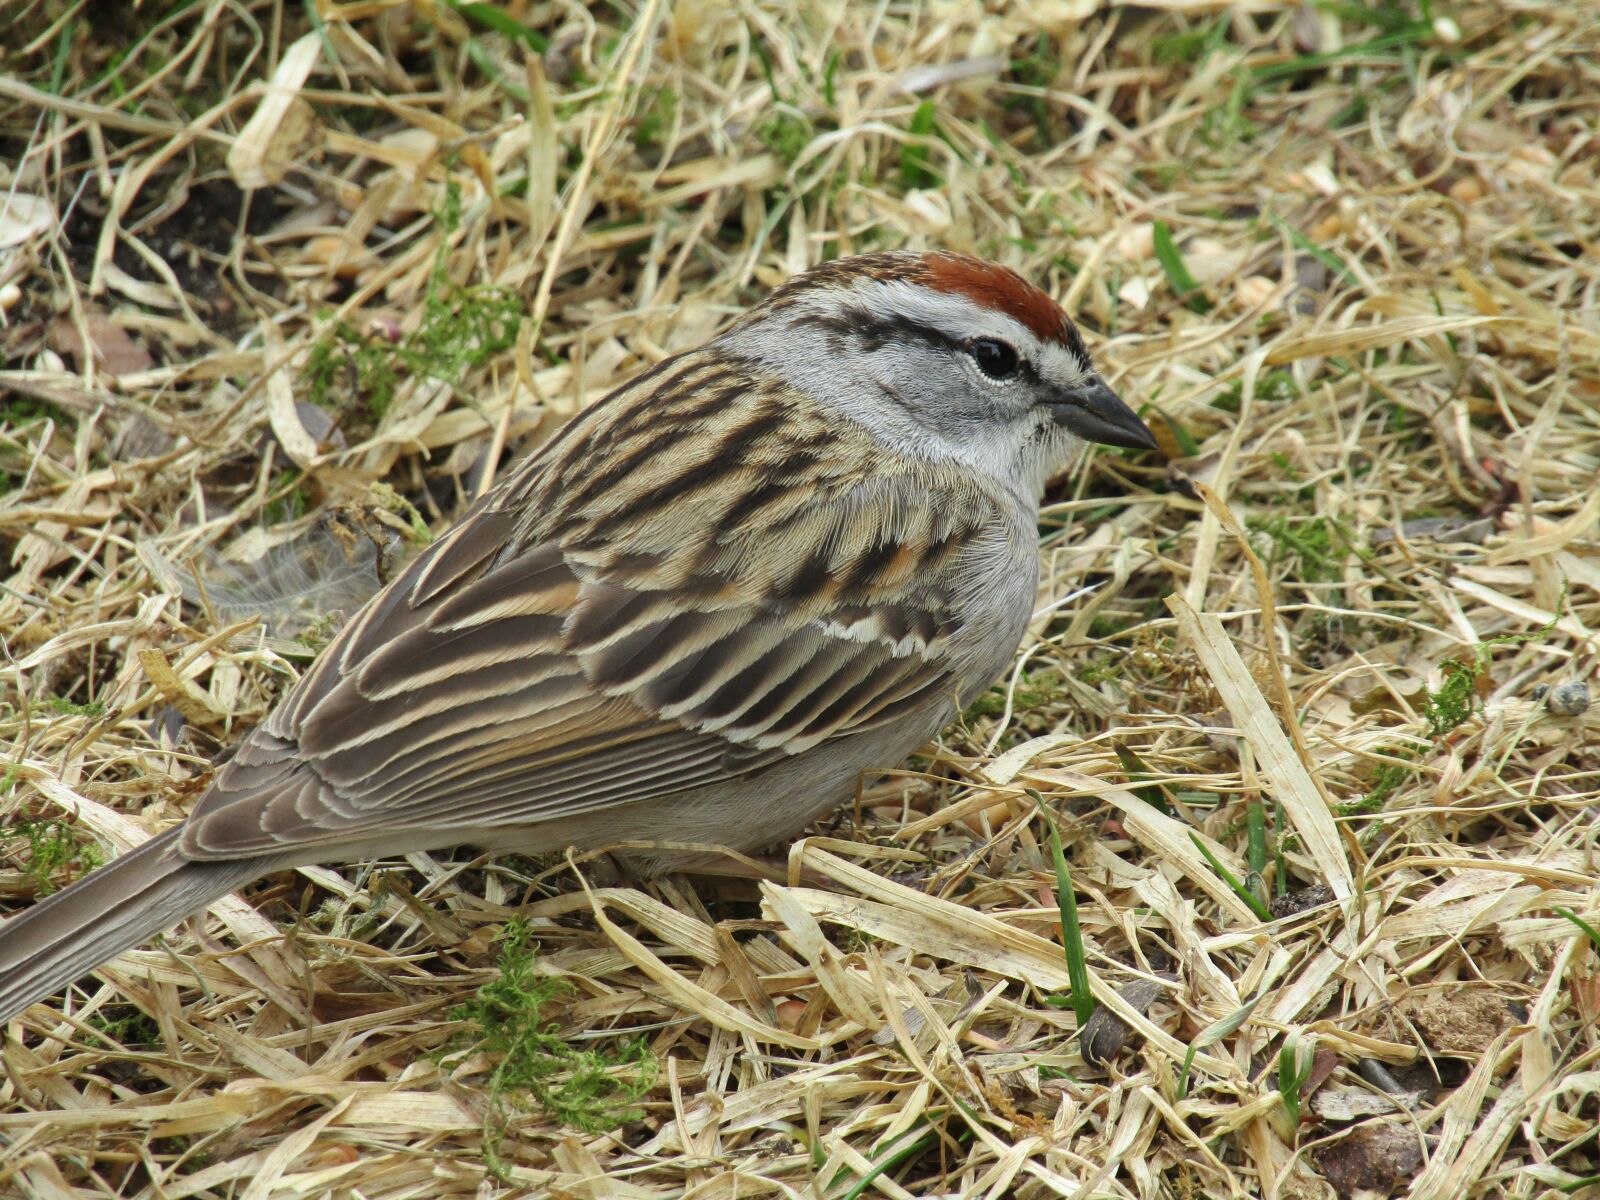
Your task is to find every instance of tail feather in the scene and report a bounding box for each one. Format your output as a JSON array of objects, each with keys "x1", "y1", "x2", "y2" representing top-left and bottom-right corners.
[{"x1": 0, "y1": 827, "x2": 268, "y2": 1023}]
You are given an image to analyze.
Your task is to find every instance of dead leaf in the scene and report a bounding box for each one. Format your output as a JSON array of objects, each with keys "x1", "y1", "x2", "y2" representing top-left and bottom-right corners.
[
  {"x1": 46, "y1": 310, "x2": 154, "y2": 376},
  {"x1": 1079, "y1": 976, "x2": 1169, "y2": 1068},
  {"x1": 1312, "y1": 1087, "x2": 1422, "y2": 1121},
  {"x1": 1315, "y1": 1123, "x2": 1425, "y2": 1197}
]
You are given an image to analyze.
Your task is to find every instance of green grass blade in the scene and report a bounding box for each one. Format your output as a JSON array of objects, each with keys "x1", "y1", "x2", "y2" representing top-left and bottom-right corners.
[
  {"x1": 1152, "y1": 220, "x2": 1211, "y2": 314},
  {"x1": 447, "y1": 1, "x2": 551, "y2": 52},
  {"x1": 1112, "y1": 740, "x2": 1177, "y2": 815},
  {"x1": 837, "y1": 1124, "x2": 940, "y2": 1200},
  {"x1": 1148, "y1": 407, "x2": 1200, "y2": 457},
  {"x1": 1035, "y1": 795, "x2": 1096, "y2": 1029},
  {"x1": 1249, "y1": 23, "x2": 1436, "y2": 84},
  {"x1": 900, "y1": 100, "x2": 940, "y2": 189},
  {"x1": 1246, "y1": 799, "x2": 1268, "y2": 881},
  {"x1": 1555, "y1": 906, "x2": 1600, "y2": 952},
  {"x1": 1177, "y1": 1042, "x2": 1199, "y2": 1099},
  {"x1": 1190, "y1": 833, "x2": 1272, "y2": 921},
  {"x1": 1269, "y1": 212, "x2": 1357, "y2": 283},
  {"x1": 1277, "y1": 1031, "x2": 1313, "y2": 1134},
  {"x1": 1180, "y1": 991, "x2": 1266, "y2": 1098}
]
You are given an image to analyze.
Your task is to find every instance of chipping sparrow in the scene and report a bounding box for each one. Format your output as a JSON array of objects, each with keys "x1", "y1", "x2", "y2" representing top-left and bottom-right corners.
[{"x1": 0, "y1": 251, "x2": 1154, "y2": 1023}]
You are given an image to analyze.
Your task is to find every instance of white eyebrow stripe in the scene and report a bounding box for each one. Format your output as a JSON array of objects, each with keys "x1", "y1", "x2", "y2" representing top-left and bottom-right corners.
[
  {"x1": 836, "y1": 278, "x2": 1097, "y2": 388},
  {"x1": 809, "y1": 277, "x2": 1048, "y2": 355}
]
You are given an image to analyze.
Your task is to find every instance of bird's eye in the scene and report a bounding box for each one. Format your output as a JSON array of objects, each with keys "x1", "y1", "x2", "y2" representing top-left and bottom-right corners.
[{"x1": 968, "y1": 338, "x2": 1021, "y2": 381}]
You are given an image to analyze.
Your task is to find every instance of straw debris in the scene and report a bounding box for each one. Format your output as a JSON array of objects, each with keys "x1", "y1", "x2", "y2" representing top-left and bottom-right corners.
[{"x1": 2, "y1": 2, "x2": 1598, "y2": 1197}]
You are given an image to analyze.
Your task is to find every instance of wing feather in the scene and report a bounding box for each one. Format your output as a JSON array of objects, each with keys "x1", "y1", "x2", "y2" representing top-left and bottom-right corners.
[{"x1": 181, "y1": 358, "x2": 1012, "y2": 860}]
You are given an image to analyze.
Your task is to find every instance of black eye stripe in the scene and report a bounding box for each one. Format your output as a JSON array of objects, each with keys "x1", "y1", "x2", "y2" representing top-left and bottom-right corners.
[{"x1": 793, "y1": 305, "x2": 1054, "y2": 386}]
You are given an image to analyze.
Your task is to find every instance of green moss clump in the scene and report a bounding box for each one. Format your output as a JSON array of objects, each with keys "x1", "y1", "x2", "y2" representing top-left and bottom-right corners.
[
  {"x1": 8, "y1": 816, "x2": 104, "y2": 895},
  {"x1": 304, "y1": 182, "x2": 523, "y2": 421},
  {"x1": 451, "y1": 919, "x2": 655, "y2": 1180}
]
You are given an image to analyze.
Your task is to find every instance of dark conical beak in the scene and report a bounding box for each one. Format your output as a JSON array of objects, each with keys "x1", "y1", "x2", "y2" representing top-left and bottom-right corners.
[{"x1": 1045, "y1": 376, "x2": 1158, "y2": 451}]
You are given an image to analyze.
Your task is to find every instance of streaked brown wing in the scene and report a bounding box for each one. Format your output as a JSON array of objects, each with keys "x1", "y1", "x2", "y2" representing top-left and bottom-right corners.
[{"x1": 181, "y1": 358, "x2": 998, "y2": 860}]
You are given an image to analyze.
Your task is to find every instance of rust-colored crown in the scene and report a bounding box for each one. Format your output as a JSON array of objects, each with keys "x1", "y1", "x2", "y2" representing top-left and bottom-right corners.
[{"x1": 762, "y1": 251, "x2": 1089, "y2": 366}]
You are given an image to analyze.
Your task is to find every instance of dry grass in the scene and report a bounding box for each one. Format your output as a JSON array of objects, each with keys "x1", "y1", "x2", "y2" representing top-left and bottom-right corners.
[{"x1": 3, "y1": 1, "x2": 1599, "y2": 1196}]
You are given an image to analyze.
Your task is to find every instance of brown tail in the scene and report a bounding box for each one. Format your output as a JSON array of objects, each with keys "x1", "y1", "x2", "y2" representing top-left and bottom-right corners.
[{"x1": 0, "y1": 827, "x2": 270, "y2": 1023}]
